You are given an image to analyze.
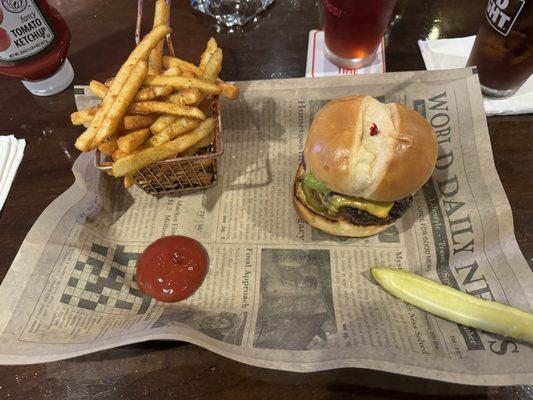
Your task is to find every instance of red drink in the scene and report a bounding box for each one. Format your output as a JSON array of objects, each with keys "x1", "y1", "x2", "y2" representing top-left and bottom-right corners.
[
  {"x1": 467, "y1": 0, "x2": 533, "y2": 98},
  {"x1": 323, "y1": 0, "x2": 396, "y2": 68}
]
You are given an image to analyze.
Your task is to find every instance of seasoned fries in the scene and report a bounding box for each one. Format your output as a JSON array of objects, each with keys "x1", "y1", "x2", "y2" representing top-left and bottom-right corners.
[
  {"x1": 162, "y1": 54, "x2": 239, "y2": 99},
  {"x1": 89, "y1": 81, "x2": 173, "y2": 102},
  {"x1": 162, "y1": 67, "x2": 181, "y2": 76},
  {"x1": 202, "y1": 48, "x2": 223, "y2": 83},
  {"x1": 89, "y1": 80, "x2": 108, "y2": 98},
  {"x1": 91, "y1": 60, "x2": 148, "y2": 147},
  {"x1": 150, "y1": 114, "x2": 177, "y2": 134},
  {"x1": 148, "y1": 0, "x2": 170, "y2": 75},
  {"x1": 71, "y1": 106, "x2": 99, "y2": 125},
  {"x1": 144, "y1": 75, "x2": 221, "y2": 94},
  {"x1": 216, "y1": 80, "x2": 240, "y2": 100},
  {"x1": 181, "y1": 129, "x2": 214, "y2": 156},
  {"x1": 146, "y1": 118, "x2": 200, "y2": 147},
  {"x1": 72, "y1": 3, "x2": 237, "y2": 190},
  {"x1": 74, "y1": 25, "x2": 170, "y2": 152},
  {"x1": 113, "y1": 118, "x2": 215, "y2": 177},
  {"x1": 123, "y1": 115, "x2": 157, "y2": 130},
  {"x1": 200, "y1": 37, "x2": 218, "y2": 70},
  {"x1": 168, "y1": 88, "x2": 202, "y2": 105},
  {"x1": 124, "y1": 175, "x2": 136, "y2": 189},
  {"x1": 135, "y1": 85, "x2": 173, "y2": 101},
  {"x1": 98, "y1": 139, "x2": 118, "y2": 157},
  {"x1": 128, "y1": 101, "x2": 205, "y2": 120},
  {"x1": 112, "y1": 149, "x2": 128, "y2": 161},
  {"x1": 116, "y1": 128, "x2": 151, "y2": 154}
]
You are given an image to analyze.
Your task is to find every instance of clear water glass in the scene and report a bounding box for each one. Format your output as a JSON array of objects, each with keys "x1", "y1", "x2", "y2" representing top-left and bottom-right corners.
[{"x1": 190, "y1": 0, "x2": 274, "y2": 27}]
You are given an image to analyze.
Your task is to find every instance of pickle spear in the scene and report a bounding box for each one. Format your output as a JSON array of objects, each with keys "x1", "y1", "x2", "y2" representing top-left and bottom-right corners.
[{"x1": 371, "y1": 267, "x2": 533, "y2": 345}]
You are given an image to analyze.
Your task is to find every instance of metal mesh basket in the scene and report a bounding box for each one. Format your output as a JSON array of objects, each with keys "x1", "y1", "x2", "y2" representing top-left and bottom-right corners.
[
  {"x1": 132, "y1": 98, "x2": 222, "y2": 194},
  {"x1": 95, "y1": 0, "x2": 224, "y2": 195}
]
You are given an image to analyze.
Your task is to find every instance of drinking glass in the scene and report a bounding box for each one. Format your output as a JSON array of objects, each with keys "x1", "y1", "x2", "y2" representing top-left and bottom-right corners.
[
  {"x1": 323, "y1": 0, "x2": 396, "y2": 68},
  {"x1": 191, "y1": 0, "x2": 274, "y2": 27},
  {"x1": 466, "y1": 0, "x2": 533, "y2": 98}
]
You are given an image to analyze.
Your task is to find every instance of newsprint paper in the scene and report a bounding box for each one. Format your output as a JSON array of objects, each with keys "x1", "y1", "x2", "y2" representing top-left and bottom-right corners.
[{"x1": 1, "y1": 69, "x2": 532, "y2": 385}]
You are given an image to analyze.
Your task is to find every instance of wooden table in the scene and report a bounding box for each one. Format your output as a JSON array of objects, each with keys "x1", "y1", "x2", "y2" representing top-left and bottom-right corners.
[{"x1": 0, "y1": 0, "x2": 532, "y2": 398}]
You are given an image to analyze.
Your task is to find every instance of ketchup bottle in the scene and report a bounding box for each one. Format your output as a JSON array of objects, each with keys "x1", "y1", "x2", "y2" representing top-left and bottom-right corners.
[{"x1": 0, "y1": 0, "x2": 73, "y2": 96}]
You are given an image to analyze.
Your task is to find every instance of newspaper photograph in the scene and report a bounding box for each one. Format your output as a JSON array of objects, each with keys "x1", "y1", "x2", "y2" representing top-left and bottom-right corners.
[{"x1": 0, "y1": 68, "x2": 531, "y2": 385}]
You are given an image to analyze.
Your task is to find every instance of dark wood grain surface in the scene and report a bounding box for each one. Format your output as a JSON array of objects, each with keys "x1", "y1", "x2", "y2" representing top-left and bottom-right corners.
[{"x1": 0, "y1": 0, "x2": 532, "y2": 399}]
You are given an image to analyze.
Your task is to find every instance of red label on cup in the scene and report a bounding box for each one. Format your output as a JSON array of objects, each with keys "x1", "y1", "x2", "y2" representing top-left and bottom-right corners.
[{"x1": 324, "y1": 0, "x2": 343, "y2": 18}]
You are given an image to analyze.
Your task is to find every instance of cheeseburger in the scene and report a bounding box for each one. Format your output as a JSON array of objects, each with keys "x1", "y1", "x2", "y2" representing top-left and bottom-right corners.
[{"x1": 293, "y1": 95, "x2": 438, "y2": 237}]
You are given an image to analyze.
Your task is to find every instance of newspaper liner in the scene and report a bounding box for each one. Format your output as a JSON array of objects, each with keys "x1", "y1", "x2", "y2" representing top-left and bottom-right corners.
[{"x1": 0, "y1": 69, "x2": 532, "y2": 385}]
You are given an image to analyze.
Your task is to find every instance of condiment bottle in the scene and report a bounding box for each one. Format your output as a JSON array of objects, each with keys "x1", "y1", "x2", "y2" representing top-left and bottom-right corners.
[{"x1": 0, "y1": 0, "x2": 73, "y2": 96}]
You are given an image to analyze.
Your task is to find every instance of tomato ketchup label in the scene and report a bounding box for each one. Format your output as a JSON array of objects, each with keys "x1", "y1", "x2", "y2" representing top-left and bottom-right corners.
[{"x1": 0, "y1": 0, "x2": 55, "y2": 62}]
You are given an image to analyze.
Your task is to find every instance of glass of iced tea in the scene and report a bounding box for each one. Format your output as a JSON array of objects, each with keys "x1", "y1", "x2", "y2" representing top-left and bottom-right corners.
[
  {"x1": 322, "y1": 0, "x2": 397, "y2": 68},
  {"x1": 467, "y1": 0, "x2": 533, "y2": 98}
]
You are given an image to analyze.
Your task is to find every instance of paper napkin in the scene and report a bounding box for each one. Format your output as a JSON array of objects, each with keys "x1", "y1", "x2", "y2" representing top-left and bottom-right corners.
[{"x1": 0, "y1": 135, "x2": 25, "y2": 212}]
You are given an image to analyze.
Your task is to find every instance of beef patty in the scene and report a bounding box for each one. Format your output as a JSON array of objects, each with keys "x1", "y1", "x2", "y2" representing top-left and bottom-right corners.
[{"x1": 338, "y1": 195, "x2": 413, "y2": 226}]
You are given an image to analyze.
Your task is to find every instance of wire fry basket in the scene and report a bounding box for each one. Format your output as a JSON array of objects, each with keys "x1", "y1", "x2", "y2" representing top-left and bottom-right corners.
[{"x1": 94, "y1": 0, "x2": 224, "y2": 195}]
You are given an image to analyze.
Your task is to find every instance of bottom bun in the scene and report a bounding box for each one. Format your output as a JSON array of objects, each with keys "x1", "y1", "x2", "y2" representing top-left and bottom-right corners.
[{"x1": 293, "y1": 166, "x2": 395, "y2": 238}]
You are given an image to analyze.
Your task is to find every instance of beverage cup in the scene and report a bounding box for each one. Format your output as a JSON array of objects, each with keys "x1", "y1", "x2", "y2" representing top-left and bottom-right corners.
[
  {"x1": 323, "y1": 0, "x2": 396, "y2": 69},
  {"x1": 467, "y1": 0, "x2": 533, "y2": 98}
]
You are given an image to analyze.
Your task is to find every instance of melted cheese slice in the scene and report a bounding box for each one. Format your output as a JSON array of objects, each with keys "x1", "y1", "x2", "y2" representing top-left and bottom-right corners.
[{"x1": 325, "y1": 194, "x2": 393, "y2": 219}]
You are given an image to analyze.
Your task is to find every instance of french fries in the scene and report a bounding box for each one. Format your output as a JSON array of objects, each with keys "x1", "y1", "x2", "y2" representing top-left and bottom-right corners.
[
  {"x1": 123, "y1": 115, "x2": 157, "y2": 130},
  {"x1": 116, "y1": 128, "x2": 151, "y2": 154},
  {"x1": 129, "y1": 101, "x2": 205, "y2": 120},
  {"x1": 162, "y1": 55, "x2": 239, "y2": 99},
  {"x1": 168, "y1": 88, "x2": 202, "y2": 105},
  {"x1": 146, "y1": 118, "x2": 200, "y2": 147},
  {"x1": 181, "y1": 129, "x2": 214, "y2": 156},
  {"x1": 91, "y1": 60, "x2": 148, "y2": 147},
  {"x1": 193, "y1": 48, "x2": 223, "y2": 107},
  {"x1": 98, "y1": 139, "x2": 118, "y2": 157},
  {"x1": 124, "y1": 175, "x2": 136, "y2": 189},
  {"x1": 75, "y1": 25, "x2": 171, "y2": 152},
  {"x1": 89, "y1": 80, "x2": 108, "y2": 98},
  {"x1": 113, "y1": 24, "x2": 171, "y2": 93},
  {"x1": 113, "y1": 118, "x2": 215, "y2": 177},
  {"x1": 217, "y1": 81, "x2": 240, "y2": 100},
  {"x1": 200, "y1": 37, "x2": 218, "y2": 70},
  {"x1": 71, "y1": 106, "x2": 99, "y2": 125},
  {"x1": 72, "y1": 3, "x2": 237, "y2": 191},
  {"x1": 148, "y1": 0, "x2": 170, "y2": 75},
  {"x1": 162, "y1": 67, "x2": 181, "y2": 76},
  {"x1": 90, "y1": 80, "x2": 173, "y2": 102},
  {"x1": 135, "y1": 85, "x2": 173, "y2": 101},
  {"x1": 162, "y1": 56, "x2": 202, "y2": 76},
  {"x1": 144, "y1": 75, "x2": 222, "y2": 95},
  {"x1": 150, "y1": 114, "x2": 177, "y2": 134},
  {"x1": 112, "y1": 149, "x2": 128, "y2": 161},
  {"x1": 202, "y1": 48, "x2": 223, "y2": 83}
]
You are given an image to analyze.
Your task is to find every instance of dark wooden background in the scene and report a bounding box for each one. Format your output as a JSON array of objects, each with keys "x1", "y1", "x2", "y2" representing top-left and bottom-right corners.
[{"x1": 0, "y1": 0, "x2": 532, "y2": 398}]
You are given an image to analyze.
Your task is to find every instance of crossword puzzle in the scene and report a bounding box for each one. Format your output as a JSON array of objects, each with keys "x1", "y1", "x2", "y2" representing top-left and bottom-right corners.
[{"x1": 60, "y1": 237, "x2": 153, "y2": 314}]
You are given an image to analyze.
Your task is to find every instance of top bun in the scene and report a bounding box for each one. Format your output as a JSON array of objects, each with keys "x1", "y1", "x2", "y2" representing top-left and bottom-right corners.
[{"x1": 304, "y1": 95, "x2": 438, "y2": 201}]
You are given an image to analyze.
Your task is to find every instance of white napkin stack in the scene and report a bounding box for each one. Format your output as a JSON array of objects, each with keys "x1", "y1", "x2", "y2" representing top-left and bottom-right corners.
[
  {"x1": 0, "y1": 135, "x2": 25, "y2": 212},
  {"x1": 418, "y1": 36, "x2": 533, "y2": 116},
  {"x1": 306, "y1": 30, "x2": 385, "y2": 78}
]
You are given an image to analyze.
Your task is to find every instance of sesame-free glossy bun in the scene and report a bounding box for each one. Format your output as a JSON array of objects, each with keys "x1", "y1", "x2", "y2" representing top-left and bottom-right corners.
[{"x1": 303, "y1": 95, "x2": 437, "y2": 201}]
